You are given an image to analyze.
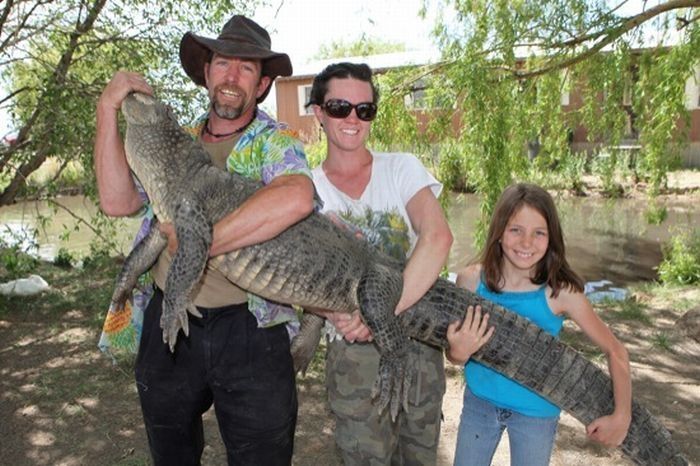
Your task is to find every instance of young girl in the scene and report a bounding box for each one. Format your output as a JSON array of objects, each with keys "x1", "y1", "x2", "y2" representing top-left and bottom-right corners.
[{"x1": 447, "y1": 183, "x2": 632, "y2": 466}]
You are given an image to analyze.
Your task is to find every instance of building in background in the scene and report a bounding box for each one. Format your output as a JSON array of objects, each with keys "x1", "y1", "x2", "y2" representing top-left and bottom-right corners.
[{"x1": 275, "y1": 51, "x2": 700, "y2": 167}]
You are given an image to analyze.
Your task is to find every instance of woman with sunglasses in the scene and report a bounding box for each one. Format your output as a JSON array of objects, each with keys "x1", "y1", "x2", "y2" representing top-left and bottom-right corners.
[{"x1": 306, "y1": 62, "x2": 454, "y2": 465}]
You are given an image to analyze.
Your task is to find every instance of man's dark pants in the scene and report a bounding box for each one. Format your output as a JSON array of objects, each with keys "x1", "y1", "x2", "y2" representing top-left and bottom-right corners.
[{"x1": 135, "y1": 288, "x2": 298, "y2": 465}]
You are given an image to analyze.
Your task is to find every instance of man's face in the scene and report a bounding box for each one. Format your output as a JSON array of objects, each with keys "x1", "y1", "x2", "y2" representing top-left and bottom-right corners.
[{"x1": 204, "y1": 54, "x2": 271, "y2": 120}]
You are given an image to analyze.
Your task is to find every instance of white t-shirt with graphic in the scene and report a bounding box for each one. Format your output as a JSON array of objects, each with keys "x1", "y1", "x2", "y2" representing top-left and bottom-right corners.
[{"x1": 312, "y1": 151, "x2": 442, "y2": 339}]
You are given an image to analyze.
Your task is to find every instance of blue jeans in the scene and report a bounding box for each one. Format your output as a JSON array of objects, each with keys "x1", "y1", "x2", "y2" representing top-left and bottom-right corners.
[
  {"x1": 135, "y1": 288, "x2": 297, "y2": 466},
  {"x1": 454, "y1": 386, "x2": 559, "y2": 466}
]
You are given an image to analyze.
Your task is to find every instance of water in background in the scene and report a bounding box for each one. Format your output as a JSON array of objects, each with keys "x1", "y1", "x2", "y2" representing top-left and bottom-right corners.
[
  {"x1": 446, "y1": 192, "x2": 699, "y2": 285},
  {"x1": 1, "y1": 194, "x2": 698, "y2": 285},
  {"x1": 0, "y1": 196, "x2": 140, "y2": 261}
]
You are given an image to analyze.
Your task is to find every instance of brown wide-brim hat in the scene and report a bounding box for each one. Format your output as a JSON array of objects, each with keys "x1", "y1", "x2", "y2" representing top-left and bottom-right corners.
[{"x1": 180, "y1": 15, "x2": 292, "y2": 102}]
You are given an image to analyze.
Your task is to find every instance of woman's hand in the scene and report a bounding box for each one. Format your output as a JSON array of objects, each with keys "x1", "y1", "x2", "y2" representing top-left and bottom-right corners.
[{"x1": 315, "y1": 309, "x2": 373, "y2": 343}]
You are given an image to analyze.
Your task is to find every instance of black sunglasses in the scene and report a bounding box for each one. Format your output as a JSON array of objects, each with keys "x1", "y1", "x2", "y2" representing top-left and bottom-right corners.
[{"x1": 321, "y1": 99, "x2": 378, "y2": 122}]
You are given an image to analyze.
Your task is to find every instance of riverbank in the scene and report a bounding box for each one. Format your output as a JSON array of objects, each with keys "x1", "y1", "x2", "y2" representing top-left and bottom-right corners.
[
  {"x1": 0, "y1": 258, "x2": 697, "y2": 465},
  {"x1": 580, "y1": 168, "x2": 700, "y2": 199}
]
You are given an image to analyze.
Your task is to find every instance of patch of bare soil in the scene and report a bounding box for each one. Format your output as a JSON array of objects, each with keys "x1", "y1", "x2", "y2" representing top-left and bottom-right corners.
[
  {"x1": 1, "y1": 287, "x2": 697, "y2": 465},
  {"x1": 294, "y1": 286, "x2": 700, "y2": 466},
  {"x1": 0, "y1": 169, "x2": 698, "y2": 465}
]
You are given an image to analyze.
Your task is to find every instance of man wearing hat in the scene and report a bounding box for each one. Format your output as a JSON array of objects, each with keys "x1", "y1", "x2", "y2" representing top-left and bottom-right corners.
[{"x1": 94, "y1": 15, "x2": 314, "y2": 465}]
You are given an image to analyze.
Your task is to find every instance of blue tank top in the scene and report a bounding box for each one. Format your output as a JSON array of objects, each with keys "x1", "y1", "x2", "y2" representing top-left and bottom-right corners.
[{"x1": 465, "y1": 280, "x2": 565, "y2": 417}]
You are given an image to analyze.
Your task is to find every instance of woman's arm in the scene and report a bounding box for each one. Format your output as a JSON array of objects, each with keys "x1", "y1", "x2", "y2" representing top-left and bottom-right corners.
[{"x1": 395, "y1": 187, "x2": 453, "y2": 314}]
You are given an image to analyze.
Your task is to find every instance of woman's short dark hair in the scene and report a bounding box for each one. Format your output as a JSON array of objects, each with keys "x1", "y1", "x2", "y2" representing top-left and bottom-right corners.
[{"x1": 306, "y1": 62, "x2": 379, "y2": 108}]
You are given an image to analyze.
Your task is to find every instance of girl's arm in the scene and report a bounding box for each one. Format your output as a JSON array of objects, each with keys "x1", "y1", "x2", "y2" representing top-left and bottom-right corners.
[
  {"x1": 556, "y1": 289, "x2": 632, "y2": 447},
  {"x1": 455, "y1": 263, "x2": 481, "y2": 292}
]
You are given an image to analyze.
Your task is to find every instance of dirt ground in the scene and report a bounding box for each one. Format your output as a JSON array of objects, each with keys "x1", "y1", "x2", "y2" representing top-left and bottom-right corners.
[
  {"x1": 1, "y1": 172, "x2": 698, "y2": 465},
  {"x1": 1, "y1": 281, "x2": 698, "y2": 465}
]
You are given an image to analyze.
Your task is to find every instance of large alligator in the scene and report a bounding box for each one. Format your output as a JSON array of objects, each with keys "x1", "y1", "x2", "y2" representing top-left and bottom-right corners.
[{"x1": 110, "y1": 92, "x2": 687, "y2": 465}]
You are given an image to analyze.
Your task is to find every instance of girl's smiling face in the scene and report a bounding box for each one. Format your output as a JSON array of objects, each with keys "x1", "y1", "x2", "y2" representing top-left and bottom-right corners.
[{"x1": 500, "y1": 204, "x2": 549, "y2": 274}]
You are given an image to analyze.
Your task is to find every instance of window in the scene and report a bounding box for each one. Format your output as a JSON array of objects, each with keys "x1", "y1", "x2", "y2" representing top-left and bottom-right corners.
[
  {"x1": 404, "y1": 79, "x2": 429, "y2": 110},
  {"x1": 297, "y1": 84, "x2": 313, "y2": 116},
  {"x1": 621, "y1": 67, "x2": 639, "y2": 139},
  {"x1": 404, "y1": 78, "x2": 454, "y2": 110},
  {"x1": 622, "y1": 65, "x2": 639, "y2": 107},
  {"x1": 622, "y1": 81, "x2": 633, "y2": 106}
]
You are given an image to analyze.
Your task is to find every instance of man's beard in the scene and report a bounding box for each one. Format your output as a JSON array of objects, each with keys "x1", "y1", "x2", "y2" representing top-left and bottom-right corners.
[
  {"x1": 212, "y1": 99, "x2": 244, "y2": 120},
  {"x1": 210, "y1": 86, "x2": 247, "y2": 120}
]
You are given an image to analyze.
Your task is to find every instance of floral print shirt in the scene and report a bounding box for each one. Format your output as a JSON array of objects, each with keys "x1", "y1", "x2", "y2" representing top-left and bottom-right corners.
[{"x1": 145, "y1": 108, "x2": 311, "y2": 332}]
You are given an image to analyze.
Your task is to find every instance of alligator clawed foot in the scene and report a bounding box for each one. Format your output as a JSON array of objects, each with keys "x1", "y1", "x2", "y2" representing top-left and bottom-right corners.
[
  {"x1": 371, "y1": 354, "x2": 413, "y2": 421},
  {"x1": 187, "y1": 302, "x2": 202, "y2": 318},
  {"x1": 290, "y1": 313, "x2": 324, "y2": 375},
  {"x1": 161, "y1": 297, "x2": 198, "y2": 352},
  {"x1": 290, "y1": 335, "x2": 316, "y2": 375}
]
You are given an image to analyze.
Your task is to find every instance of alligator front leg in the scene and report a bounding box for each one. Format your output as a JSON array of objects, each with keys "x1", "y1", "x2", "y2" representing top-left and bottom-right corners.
[
  {"x1": 110, "y1": 222, "x2": 167, "y2": 311},
  {"x1": 357, "y1": 263, "x2": 410, "y2": 421},
  {"x1": 162, "y1": 199, "x2": 211, "y2": 351}
]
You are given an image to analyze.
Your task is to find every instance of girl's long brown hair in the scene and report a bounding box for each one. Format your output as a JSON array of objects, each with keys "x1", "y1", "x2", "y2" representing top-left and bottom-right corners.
[{"x1": 480, "y1": 183, "x2": 584, "y2": 297}]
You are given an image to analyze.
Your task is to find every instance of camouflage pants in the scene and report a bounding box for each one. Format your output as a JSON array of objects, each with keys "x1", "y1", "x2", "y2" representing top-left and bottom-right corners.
[{"x1": 325, "y1": 338, "x2": 446, "y2": 466}]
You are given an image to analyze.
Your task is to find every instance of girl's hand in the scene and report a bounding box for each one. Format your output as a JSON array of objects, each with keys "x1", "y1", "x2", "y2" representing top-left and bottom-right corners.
[
  {"x1": 586, "y1": 412, "x2": 631, "y2": 447},
  {"x1": 446, "y1": 305, "x2": 494, "y2": 365}
]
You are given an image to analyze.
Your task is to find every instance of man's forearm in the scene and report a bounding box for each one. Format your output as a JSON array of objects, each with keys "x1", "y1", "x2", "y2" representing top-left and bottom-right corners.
[
  {"x1": 209, "y1": 174, "x2": 314, "y2": 256},
  {"x1": 94, "y1": 104, "x2": 143, "y2": 217}
]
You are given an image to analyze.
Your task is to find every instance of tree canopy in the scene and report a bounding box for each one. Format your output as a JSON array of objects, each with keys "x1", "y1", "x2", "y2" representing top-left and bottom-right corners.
[
  {"x1": 0, "y1": 0, "x2": 262, "y2": 206},
  {"x1": 1, "y1": 0, "x2": 699, "y2": 254},
  {"x1": 370, "y1": 0, "x2": 700, "y2": 242},
  {"x1": 313, "y1": 34, "x2": 407, "y2": 59}
]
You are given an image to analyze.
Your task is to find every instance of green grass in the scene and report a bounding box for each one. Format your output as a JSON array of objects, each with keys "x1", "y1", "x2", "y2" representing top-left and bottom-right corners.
[
  {"x1": 615, "y1": 299, "x2": 652, "y2": 324},
  {"x1": 598, "y1": 297, "x2": 652, "y2": 325},
  {"x1": 658, "y1": 228, "x2": 700, "y2": 285},
  {"x1": 651, "y1": 332, "x2": 674, "y2": 351},
  {"x1": 298, "y1": 337, "x2": 328, "y2": 384},
  {"x1": 633, "y1": 282, "x2": 699, "y2": 313}
]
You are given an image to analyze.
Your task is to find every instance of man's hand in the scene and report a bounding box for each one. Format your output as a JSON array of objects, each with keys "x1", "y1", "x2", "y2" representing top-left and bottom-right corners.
[
  {"x1": 446, "y1": 305, "x2": 494, "y2": 365},
  {"x1": 98, "y1": 71, "x2": 153, "y2": 112},
  {"x1": 158, "y1": 222, "x2": 178, "y2": 255}
]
